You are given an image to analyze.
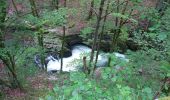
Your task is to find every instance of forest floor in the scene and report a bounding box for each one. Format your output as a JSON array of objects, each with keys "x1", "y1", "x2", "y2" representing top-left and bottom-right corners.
[{"x1": 0, "y1": 66, "x2": 68, "y2": 100}]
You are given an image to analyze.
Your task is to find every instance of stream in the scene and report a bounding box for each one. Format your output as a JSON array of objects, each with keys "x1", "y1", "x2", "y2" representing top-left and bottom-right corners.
[{"x1": 34, "y1": 44, "x2": 128, "y2": 72}]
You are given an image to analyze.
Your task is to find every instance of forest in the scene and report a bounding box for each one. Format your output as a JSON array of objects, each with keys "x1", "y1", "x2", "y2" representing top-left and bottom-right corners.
[{"x1": 0, "y1": 0, "x2": 170, "y2": 100}]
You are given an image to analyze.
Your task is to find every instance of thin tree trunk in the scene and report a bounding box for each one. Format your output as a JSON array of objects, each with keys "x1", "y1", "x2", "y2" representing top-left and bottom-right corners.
[
  {"x1": 90, "y1": 0, "x2": 105, "y2": 74},
  {"x1": 110, "y1": 0, "x2": 129, "y2": 52},
  {"x1": 29, "y1": 0, "x2": 46, "y2": 70},
  {"x1": 64, "y1": 0, "x2": 66, "y2": 7},
  {"x1": 94, "y1": 0, "x2": 110, "y2": 68},
  {"x1": 52, "y1": 0, "x2": 59, "y2": 9},
  {"x1": 0, "y1": 30, "x2": 4, "y2": 48},
  {"x1": 29, "y1": 0, "x2": 39, "y2": 17},
  {"x1": 115, "y1": 0, "x2": 120, "y2": 28},
  {"x1": 110, "y1": 0, "x2": 120, "y2": 52},
  {"x1": 7, "y1": 52, "x2": 23, "y2": 89},
  {"x1": 83, "y1": 56, "x2": 88, "y2": 74},
  {"x1": 60, "y1": 26, "x2": 66, "y2": 73},
  {"x1": 87, "y1": 0, "x2": 94, "y2": 20},
  {"x1": 0, "y1": 1, "x2": 22, "y2": 89},
  {"x1": 60, "y1": 0, "x2": 67, "y2": 73},
  {"x1": 0, "y1": 0, "x2": 6, "y2": 48}
]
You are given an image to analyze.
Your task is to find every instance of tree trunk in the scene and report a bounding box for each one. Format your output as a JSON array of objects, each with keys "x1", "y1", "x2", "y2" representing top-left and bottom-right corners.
[
  {"x1": 29, "y1": 0, "x2": 39, "y2": 17},
  {"x1": 0, "y1": 0, "x2": 22, "y2": 89},
  {"x1": 90, "y1": 0, "x2": 105, "y2": 74},
  {"x1": 110, "y1": 0, "x2": 129, "y2": 52},
  {"x1": 37, "y1": 29, "x2": 46, "y2": 69},
  {"x1": 60, "y1": 0, "x2": 67, "y2": 73},
  {"x1": 0, "y1": 0, "x2": 7, "y2": 48},
  {"x1": 94, "y1": 0, "x2": 110, "y2": 68},
  {"x1": 87, "y1": 0, "x2": 94, "y2": 20},
  {"x1": 52, "y1": 0, "x2": 59, "y2": 9},
  {"x1": 60, "y1": 26, "x2": 66, "y2": 73},
  {"x1": 156, "y1": 0, "x2": 170, "y2": 15},
  {"x1": 0, "y1": 30, "x2": 4, "y2": 48},
  {"x1": 64, "y1": 0, "x2": 67, "y2": 7},
  {"x1": 29, "y1": 0, "x2": 46, "y2": 70}
]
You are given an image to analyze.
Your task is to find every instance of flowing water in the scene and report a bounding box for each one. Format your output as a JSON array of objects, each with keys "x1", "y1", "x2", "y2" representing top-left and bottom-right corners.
[{"x1": 35, "y1": 44, "x2": 128, "y2": 72}]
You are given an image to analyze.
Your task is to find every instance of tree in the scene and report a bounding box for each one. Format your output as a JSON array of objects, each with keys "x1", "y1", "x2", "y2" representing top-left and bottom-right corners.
[
  {"x1": 90, "y1": 0, "x2": 106, "y2": 74},
  {"x1": 94, "y1": 0, "x2": 111, "y2": 68},
  {"x1": 0, "y1": 0, "x2": 22, "y2": 89},
  {"x1": 29, "y1": 0, "x2": 39, "y2": 17},
  {"x1": 52, "y1": 0, "x2": 59, "y2": 9},
  {"x1": 60, "y1": 0, "x2": 67, "y2": 73},
  {"x1": 87, "y1": 0, "x2": 94, "y2": 20},
  {"x1": 28, "y1": 0, "x2": 47, "y2": 70}
]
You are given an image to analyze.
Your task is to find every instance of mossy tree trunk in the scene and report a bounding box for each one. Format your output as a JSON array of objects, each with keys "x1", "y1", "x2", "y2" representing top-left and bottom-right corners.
[
  {"x1": 110, "y1": 0, "x2": 130, "y2": 52},
  {"x1": 90, "y1": 0, "x2": 105, "y2": 74},
  {"x1": 60, "y1": 1, "x2": 67, "y2": 73},
  {"x1": 0, "y1": 0, "x2": 22, "y2": 89},
  {"x1": 87, "y1": 0, "x2": 94, "y2": 20},
  {"x1": 94, "y1": 0, "x2": 110, "y2": 68},
  {"x1": 52, "y1": 0, "x2": 59, "y2": 10},
  {"x1": 156, "y1": 0, "x2": 170, "y2": 15},
  {"x1": 0, "y1": 0, "x2": 7, "y2": 48},
  {"x1": 29, "y1": 0, "x2": 39, "y2": 17},
  {"x1": 29, "y1": 0, "x2": 46, "y2": 70}
]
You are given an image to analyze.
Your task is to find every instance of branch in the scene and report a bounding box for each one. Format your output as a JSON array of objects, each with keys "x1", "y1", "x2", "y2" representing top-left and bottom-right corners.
[{"x1": 101, "y1": 0, "x2": 127, "y2": 19}]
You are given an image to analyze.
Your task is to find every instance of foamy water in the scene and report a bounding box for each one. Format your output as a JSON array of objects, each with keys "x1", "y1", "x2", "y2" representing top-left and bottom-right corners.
[{"x1": 39, "y1": 45, "x2": 128, "y2": 72}]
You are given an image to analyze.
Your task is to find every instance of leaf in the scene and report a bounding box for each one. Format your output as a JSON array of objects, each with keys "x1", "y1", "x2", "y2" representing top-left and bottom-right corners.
[
  {"x1": 142, "y1": 87, "x2": 152, "y2": 94},
  {"x1": 53, "y1": 86, "x2": 59, "y2": 93},
  {"x1": 167, "y1": 73, "x2": 170, "y2": 77},
  {"x1": 64, "y1": 88, "x2": 73, "y2": 97},
  {"x1": 70, "y1": 72, "x2": 86, "y2": 82},
  {"x1": 157, "y1": 33, "x2": 167, "y2": 40},
  {"x1": 80, "y1": 27, "x2": 94, "y2": 35},
  {"x1": 71, "y1": 93, "x2": 83, "y2": 100},
  {"x1": 45, "y1": 95, "x2": 55, "y2": 100},
  {"x1": 111, "y1": 77, "x2": 117, "y2": 82}
]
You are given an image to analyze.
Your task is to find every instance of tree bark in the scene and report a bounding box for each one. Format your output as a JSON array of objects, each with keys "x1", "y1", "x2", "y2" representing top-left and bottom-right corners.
[
  {"x1": 60, "y1": 26, "x2": 66, "y2": 73},
  {"x1": 60, "y1": 0, "x2": 67, "y2": 73},
  {"x1": 64, "y1": 0, "x2": 66, "y2": 7},
  {"x1": 94, "y1": 0, "x2": 110, "y2": 68},
  {"x1": 110, "y1": 0, "x2": 129, "y2": 52},
  {"x1": 90, "y1": 0, "x2": 105, "y2": 74},
  {"x1": 52, "y1": 0, "x2": 59, "y2": 9},
  {"x1": 29, "y1": 0, "x2": 39, "y2": 17},
  {"x1": 87, "y1": 0, "x2": 94, "y2": 20},
  {"x1": 0, "y1": 0, "x2": 7, "y2": 48}
]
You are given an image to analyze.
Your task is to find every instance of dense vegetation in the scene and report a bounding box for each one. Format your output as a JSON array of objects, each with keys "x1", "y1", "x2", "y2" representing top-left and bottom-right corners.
[{"x1": 0, "y1": 0, "x2": 170, "y2": 99}]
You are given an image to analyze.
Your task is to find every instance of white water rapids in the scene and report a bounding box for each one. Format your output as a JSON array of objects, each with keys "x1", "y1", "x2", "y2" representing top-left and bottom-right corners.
[{"x1": 35, "y1": 44, "x2": 128, "y2": 72}]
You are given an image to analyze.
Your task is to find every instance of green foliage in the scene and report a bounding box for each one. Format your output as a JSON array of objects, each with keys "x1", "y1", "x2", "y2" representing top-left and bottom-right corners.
[
  {"x1": 23, "y1": 8, "x2": 68, "y2": 28},
  {"x1": 0, "y1": 38, "x2": 39, "y2": 84},
  {"x1": 130, "y1": 6, "x2": 170, "y2": 61},
  {"x1": 112, "y1": 13, "x2": 138, "y2": 24},
  {"x1": 1, "y1": 0, "x2": 170, "y2": 99},
  {"x1": 0, "y1": 0, "x2": 7, "y2": 23},
  {"x1": 80, "y1": 27, "x2": 94, "y2": 44},
  {"x1": 160, "y1": 61, "x2": 170, "y2": 77},
  {"x1": 41, "y1": 53, "x2": 158, "y2": 100},
  {"x1": 41, "y1": 8, "x2": 68, "y2": 26}
]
